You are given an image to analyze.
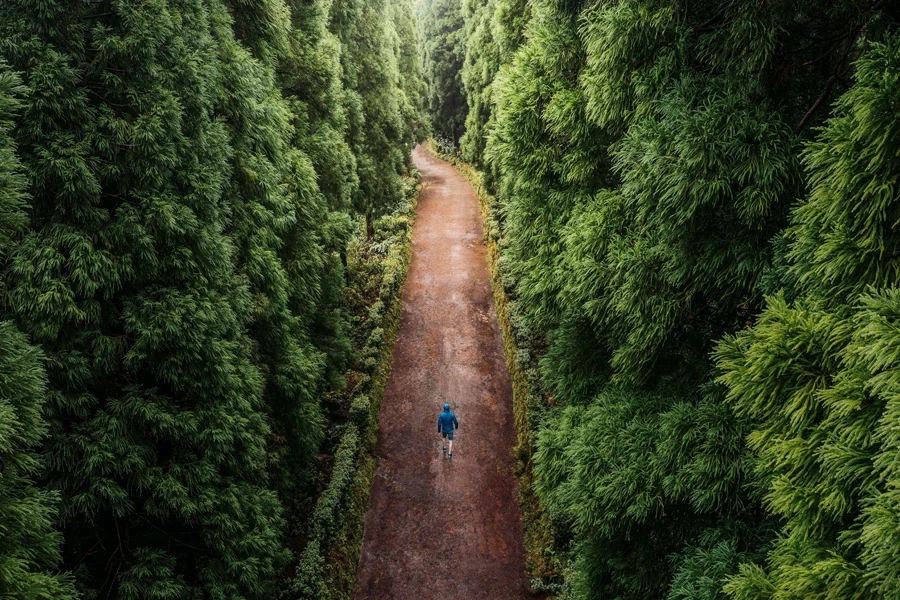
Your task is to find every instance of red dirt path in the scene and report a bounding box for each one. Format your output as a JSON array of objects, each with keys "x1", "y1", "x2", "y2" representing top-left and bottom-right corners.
[{"x1": 351, "y1": 146, "x2": 529, "y2": 599}]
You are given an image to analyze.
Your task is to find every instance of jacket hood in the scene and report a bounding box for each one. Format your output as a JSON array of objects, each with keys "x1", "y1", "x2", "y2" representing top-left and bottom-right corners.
[{"x1": 443, "y1": 403, "x2": 450, "y2": 411}]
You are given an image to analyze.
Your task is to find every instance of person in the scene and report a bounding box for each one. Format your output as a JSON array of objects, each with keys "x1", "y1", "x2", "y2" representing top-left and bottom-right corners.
[{"x1": 437, "y1": 403, "x2": 459, "y2": 458}]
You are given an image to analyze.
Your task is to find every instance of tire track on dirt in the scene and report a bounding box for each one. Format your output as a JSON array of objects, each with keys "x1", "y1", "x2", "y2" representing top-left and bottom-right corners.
[{"x1": 351, "y1": 146, "x2": 529, "y2": 599}]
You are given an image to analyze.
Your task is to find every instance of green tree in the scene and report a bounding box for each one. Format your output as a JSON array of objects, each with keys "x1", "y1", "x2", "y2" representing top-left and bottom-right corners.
[
  {"x1": 0, "y1": 2, "x2": 285, "y2": 596},
  {"x1": 419, "y1": 0, "x2": 468, "y2": 146},
  {"x1": 440, "y1": 0, "x2": 898, "y2": 597},
  {"x1": 217, "y1": 0, "x2": 353, "y2": 514},
  {"x1": 277, "y1": 0, "x2": 359, "y2": 403},
  {"x1": 717, "y1": 35, "x2": 900, "y2": 600},
  {"x1": 459, "y1": 0, "x2": 529, "y2": 168},
  {"x1": 0, "y1": 61, "x2": 76, "y2": 600},
  {"x1": 281, "y1": 0, "x2": 358, "y2": 213},
  {"x1": 332, "y1": 0, "x2": 410, "y2": 233},
  {"x1": 392, "y1": 0, "x2": 429, "y2": 157}
]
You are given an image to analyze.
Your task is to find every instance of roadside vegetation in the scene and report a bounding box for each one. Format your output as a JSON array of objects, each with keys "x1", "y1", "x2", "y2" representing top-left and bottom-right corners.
[
  {"x1": 425, "y1": 1, "x2": 900, "y2": 598},
  {"x1": 0, "y1": 1, "x2": 425, "y2": 598}
]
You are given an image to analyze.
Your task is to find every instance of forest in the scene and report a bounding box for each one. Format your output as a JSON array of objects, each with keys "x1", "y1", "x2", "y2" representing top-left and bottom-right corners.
[
  {"x1": 4, "y1": 0, "x2": 900, "y2": 599},
  {"x1": 421, "y1": 0, "x2": 900, "y2": 598},
  {"x1": 1, "y1": 0, "x2": 425, "y2": 598}
]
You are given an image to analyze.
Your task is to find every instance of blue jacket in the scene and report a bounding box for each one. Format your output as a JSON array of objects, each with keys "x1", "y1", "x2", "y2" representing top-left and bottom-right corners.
[{"x1": 437, "y1": 409, "x2": 459, "y2": 433}]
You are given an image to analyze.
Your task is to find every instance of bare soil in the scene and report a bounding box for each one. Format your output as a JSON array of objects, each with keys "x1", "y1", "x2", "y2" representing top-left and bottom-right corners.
[{"x1": 351, "y1": 146, "x2": 529, "y2": 599}]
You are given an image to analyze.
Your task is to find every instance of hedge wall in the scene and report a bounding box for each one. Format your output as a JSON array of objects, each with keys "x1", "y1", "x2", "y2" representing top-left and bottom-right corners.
[{"x1": 287, "y1": 172, "x2": 420, "y2": 600}]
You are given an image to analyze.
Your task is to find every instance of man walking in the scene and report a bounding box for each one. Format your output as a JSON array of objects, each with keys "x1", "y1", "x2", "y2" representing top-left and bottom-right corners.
[{"x1": 437, "y1": 403, "x2": 459, "y2": 458}]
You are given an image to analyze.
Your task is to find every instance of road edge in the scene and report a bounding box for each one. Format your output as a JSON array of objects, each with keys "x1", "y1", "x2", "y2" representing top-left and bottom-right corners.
[
  {"x1": 289, "y1": 170, "x2": 421, "y2": 600},
  {"x1": 424, "y1": 142, "x2": 566, "y2": 595}
]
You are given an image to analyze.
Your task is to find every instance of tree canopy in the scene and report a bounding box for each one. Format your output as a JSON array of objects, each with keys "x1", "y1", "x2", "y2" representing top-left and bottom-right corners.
[
  {"x1": 0, "y1": 0, "x2": 425, "y2": 597},
  {"x1": 423, "y1": 0, "x2": 900, "y2": 598}
]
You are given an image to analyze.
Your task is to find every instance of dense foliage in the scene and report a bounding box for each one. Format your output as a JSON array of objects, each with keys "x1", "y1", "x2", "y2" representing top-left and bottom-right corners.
[
  {"x1": 0, "y1": 1, "x2": 424, "y2": 598},
  {"x1": 432, "y1": 0, "x2": 900, "y2": 598},
  {"x1": 419, "y1": 0, "x2": 468, "y2": 145},
  {"x1": 459, "y1": 0, "x2": 528, "y2": 169},
  {"x1": 0, "y1": 62, "x2": 76, "y2": 600},
  {"x1": 716, "y1": 38, "x2": 900, "y2": 599}
]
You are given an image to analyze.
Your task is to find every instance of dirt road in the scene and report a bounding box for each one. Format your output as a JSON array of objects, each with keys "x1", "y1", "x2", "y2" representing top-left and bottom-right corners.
[{"x1": 352, "y1": 146, "x2": 529, "y2": 599}]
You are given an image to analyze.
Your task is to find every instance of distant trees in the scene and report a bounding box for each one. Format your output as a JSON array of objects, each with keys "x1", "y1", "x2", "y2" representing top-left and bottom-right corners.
[
  {"x1": 0, "y1": 0, "x2": 424, "y2": 597},
  {"x1": 419, "y1": 0, "x2": 468, "y2": 146},
  {"x1": 435, "y1": 0, "x2": 900, "y2": 598}
]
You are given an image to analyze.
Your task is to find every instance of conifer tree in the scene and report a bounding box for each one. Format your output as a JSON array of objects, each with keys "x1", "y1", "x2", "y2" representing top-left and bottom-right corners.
[
  {"x1": 277, "y1": 0, "x2": 360, "y2": 403},
  {"x1": 459, "y1": 0, "x2": 529, "y2": 168},
  {"x1": 717, "y1": 33, "x2": 900, "y2": 600},
  {"x1": 331, "y1": 0, "x2": 409, "y2": 232},
  {"x1": 437, "y1": 0, "x2": 899, "y2": 597},
  {"x1": 281, "y1": 0, "x2": 358, "y2": 213},
  {"x1": 0, "y1": 61, "x2": 76, "y2": 600},
  {"x1": 392, "y1": 0, "x2": 430, "y2": 156},
  {"x1": 419, "y1": 0, "x2": 468, "y2": 146},
  {"x1": 0, "y1": 2, "x2": 285, "y2": 597},
  {"x1": 216, "y1": 0, "x2": 350, "y2": 510}
]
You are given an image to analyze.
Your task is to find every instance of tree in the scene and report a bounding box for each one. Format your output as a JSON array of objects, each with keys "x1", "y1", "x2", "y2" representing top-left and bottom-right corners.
[
  {"x1": 459, "y1": 0, "x2": 529, "y2": 168},
  {"x1": 0, "y1": 61, "x2": 76, "y2": 600},
  {"x1": 392, "y1": 0, "x2": 430, "y2": 158},
  {"x1": 332, "y1": 0, "x2": 409, "y2": 234},
  {"x1": 717, "y1": 34, "x2": 900, "y2": 600},
  {"x1": 419, "y1": 0, "x2": 468, "y2": 146},
  {"x1": 217, "y1": 0, "x2": 354, "y2": 514},
  {"x1": 0, "y1": 2, "x2": 284, "y2": 596}
]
